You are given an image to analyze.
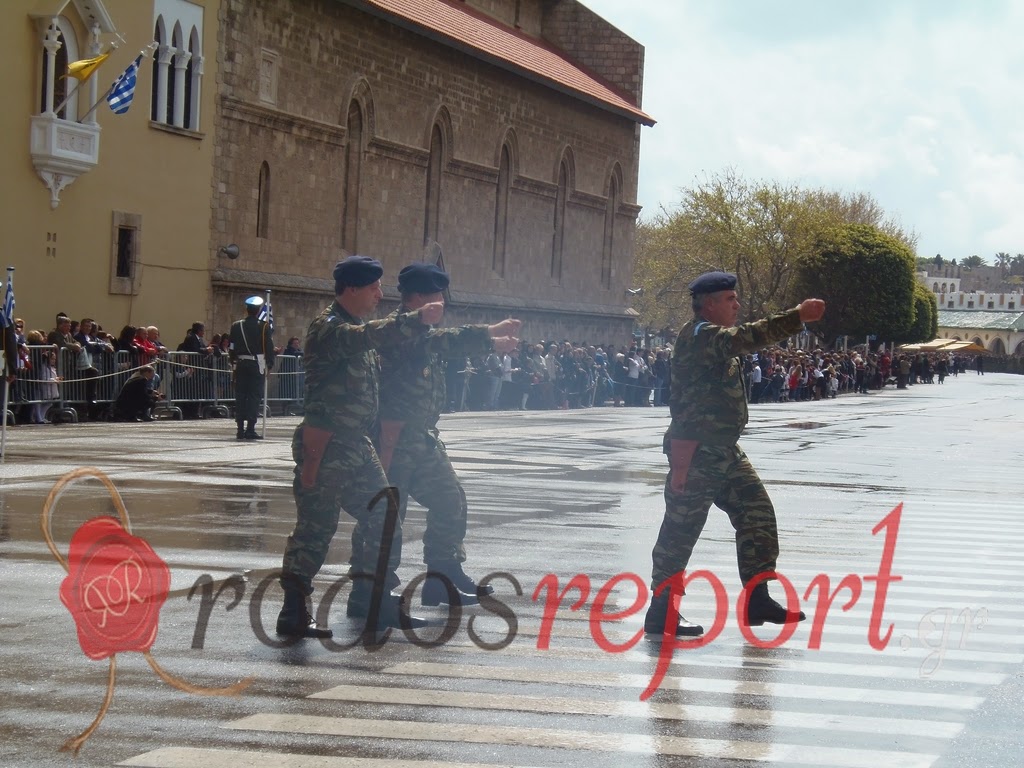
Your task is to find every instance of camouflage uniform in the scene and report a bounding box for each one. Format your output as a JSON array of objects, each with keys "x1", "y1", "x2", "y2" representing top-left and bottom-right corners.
[
  {"x1": 651, "y1": 308, "x2": 803, "y2": 587},
  {"x1": 280, "y1": 301, "x2": 429, "y2": 596},
  {"x1": 228, "y1": 315, "x2": 275, "y2": 424},
  {"x1": 375, "y1": 307, "x2": 493, "y2": 571}
]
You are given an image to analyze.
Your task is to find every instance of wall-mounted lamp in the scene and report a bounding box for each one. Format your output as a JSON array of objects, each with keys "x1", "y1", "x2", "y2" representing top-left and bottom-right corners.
[{"x1": 218, "y1": 244, "x2": 240, "y2": 259}]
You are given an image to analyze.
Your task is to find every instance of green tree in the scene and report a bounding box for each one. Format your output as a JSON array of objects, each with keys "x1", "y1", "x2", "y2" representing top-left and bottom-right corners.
[
  {"x1": 995, "y1": 251, "x2": 1011, "y2": 277},
  {"x1": 893, "y1": 282, "x2": 938, "y2": 344},
  {"x1": 792, "y1": 223, "x2": 917, "y2": 345},
  {"x1": 630, "y1": 170, "x2": 917, "y2": 330},
  {"x1": 961, "y1": 254, "x2": 986, "y2": 269}
]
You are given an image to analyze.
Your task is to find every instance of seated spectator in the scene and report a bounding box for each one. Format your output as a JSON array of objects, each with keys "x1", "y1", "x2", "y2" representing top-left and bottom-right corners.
[
  {"x1": 178, "y1": 322, "x2": 213, "y2": 355},
  {"x1": 147, "y1": 326, "x2": 168, "y2": 356},
  {"x1": 115, "y1": 325, "x2": 137, "y2": 354},
  {"x1": 114, "y1": 365, "x2": 161, "y2": 422},
  {"x1": 282, "y1": 336, "x2": 303, "y2": 357}
]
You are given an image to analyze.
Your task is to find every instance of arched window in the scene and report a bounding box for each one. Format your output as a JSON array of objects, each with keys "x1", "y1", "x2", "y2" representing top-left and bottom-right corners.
[
  {"x1": 39, "y1": 19, "x2": 79, "y2": 119},
  {"x1": 493, "y1": 144, "x2": 511, "y2": 276},
  {"x1": 257, "y1": 162, "x2": 270, "y2": 239},
  {"x1": 602, "y1": 172, "x2": 620, "y2": 289},
  {"x1": 183, "y1": 27, "x2": 197, "y2": 129},
  {"x1": 152, "y1": 18, "x2": 167, "y2": 122},
  {"x1": 342, "y1": 101, "x2": 363, "y2": 252},
  {"x1": 169, "y1": 23, "x2": 185, "y2": 127},
  {"x1": 424, "y1": 124, "x2": 443, "y2": 246},
  {"x1": 551, "y1": 160, "x2": 568, "y2": 281},
  {"x1": 933, "y1": 282, "x2": 939, "y2": 291},
  {"x1": 941, "y1": 283, "x2": 947, "y2": 292}
]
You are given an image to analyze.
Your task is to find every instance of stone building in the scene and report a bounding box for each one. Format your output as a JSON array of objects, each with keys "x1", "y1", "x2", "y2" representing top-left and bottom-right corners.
[{"x1": 208, "y1": 0, "x2": 653, "y2": 345}]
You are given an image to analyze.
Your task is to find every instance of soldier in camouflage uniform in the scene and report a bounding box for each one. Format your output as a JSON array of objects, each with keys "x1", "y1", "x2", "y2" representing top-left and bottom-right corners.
[
  {"x1": 376, "y1": 263, "x2": 521, "y2": 607},
  {"x1": 645, "y1": 271, "x2": 826, "y2": 637},
  {"x1": 276, "y1": 255, "x2": 445, "y2": 639}
]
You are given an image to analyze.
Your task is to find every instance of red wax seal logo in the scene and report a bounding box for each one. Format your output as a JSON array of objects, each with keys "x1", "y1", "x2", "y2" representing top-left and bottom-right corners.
[{"x1": 59, "y1": 517, "x2": 170, "y2": 660}]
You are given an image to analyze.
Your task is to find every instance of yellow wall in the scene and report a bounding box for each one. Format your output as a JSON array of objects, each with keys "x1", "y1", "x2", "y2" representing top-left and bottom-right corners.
[{"x1": 0, "y1": 0, "x2": 216, "y2": 344}]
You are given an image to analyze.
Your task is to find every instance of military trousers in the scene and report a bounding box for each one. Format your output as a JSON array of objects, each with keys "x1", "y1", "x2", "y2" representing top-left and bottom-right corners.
[
  {"x1": 651, "y1": 443, "x2": 779, "y2": 588},
  {"x1": 280, "y1": 426, "x2": 401, "y2": 596},
  {"x1": 234, "y1": 360, "x2": 263, "y2": 422},
  {"x1": 383, "y1": 429, "x2": 468, "y2": 569}
]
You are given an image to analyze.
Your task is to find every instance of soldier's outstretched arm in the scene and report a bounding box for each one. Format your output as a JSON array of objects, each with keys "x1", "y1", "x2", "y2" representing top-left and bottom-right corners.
[
  {"x1": 701, "y1": 307, "x2": 808, "y2": 360},
  {"x1": 313, "y1": 309, "x2": 431, "y2": 359}
]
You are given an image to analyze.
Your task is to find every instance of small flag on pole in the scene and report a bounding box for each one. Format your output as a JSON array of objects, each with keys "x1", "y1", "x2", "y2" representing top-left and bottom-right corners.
[
  {"x1": 258, "y1": 299, "x2": 274, "y2": 332},
  {"x1": 107, "y1": 55, "x2": 142, "y2": 114},
  {"x1": 0, "y1": 270, "x2": 14, "y2": 329},
  {"x1": 65, "y1": 51, "x2": 112, "y2": 82}
]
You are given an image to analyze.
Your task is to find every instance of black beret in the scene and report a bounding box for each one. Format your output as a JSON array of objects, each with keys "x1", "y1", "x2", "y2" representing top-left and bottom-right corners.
[
  {"x1": 688, "y1": 271, "x2": 737, "y2": 296},
  {"x1": 333, "y1": 255, "x2": 383, "y2": 289},
  {"x1": 398, "y1": 262, "x2": 450, "y2": 294}
]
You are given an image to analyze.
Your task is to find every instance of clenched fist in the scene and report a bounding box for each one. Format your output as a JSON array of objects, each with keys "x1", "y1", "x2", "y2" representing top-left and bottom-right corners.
[
  {"x1": 418, "y1": 301, "x2": 445, "y2": 326},
  {"x1": 488, "y1": 318, "x2": 522, "y2": 338},
  {"x1": 798, "y1": 299, "x2": 826, "y2": 323}
]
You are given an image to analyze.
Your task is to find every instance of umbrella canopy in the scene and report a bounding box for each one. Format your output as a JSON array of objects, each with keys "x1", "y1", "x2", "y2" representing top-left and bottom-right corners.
[{"x1": 899, "y1": 339, "x2": 988, "y2": 354}]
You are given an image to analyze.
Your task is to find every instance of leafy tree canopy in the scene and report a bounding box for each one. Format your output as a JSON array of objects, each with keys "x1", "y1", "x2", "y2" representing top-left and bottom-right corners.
[
  {"x1": 791, "y1": 223, "x2": 917, "y2": 345},
  {"x1": 630, "y1": 169, "x2": 917, "y2": 332}
]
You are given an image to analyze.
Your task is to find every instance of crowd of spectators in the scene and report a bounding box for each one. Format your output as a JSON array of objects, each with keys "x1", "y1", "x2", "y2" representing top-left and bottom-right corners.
[
  {"x1": 6, "y1": 313, "x2": 305, "y2": 425},
  {"x1": 6, "y1": 312, "x2": 968, "y2": 425},
  {"x1": 445, "y1": 339, "x2": 967, "y2": 413}
]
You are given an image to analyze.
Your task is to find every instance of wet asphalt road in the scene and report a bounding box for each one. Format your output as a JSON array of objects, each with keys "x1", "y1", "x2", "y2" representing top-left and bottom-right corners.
[{"x1": 1, "y1": 372, "x2": 1022, "y2": 768}]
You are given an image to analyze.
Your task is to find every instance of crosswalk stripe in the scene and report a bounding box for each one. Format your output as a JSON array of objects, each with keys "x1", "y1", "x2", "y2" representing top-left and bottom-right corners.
[
  {"x1": 118, "y1": 746, "x2": 541, "y2": 768},
  {"x1": 224, "y1": 713, "x2": 940, "y2": 768},
  {"x1": 422, "y1": 641, "x2": 1004, "y2": 684},
  {"x1": 381, "y1": 661, "x2": 984, "y2": 709},
  {"x1": 309, "y1": 683, "x2": 964, "y2": 738},
  {"x1": 455, "y1": 620, "x2": 1024, "y2": 663}
]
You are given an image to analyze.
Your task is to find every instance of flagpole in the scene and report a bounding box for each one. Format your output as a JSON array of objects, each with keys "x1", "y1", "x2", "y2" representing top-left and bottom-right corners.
[
  {"x1": 0, "y1": 267, "x2": 14, "y2": 463},
  {"x1": 261, "y1": 289, "x2": 271, "y2": 439},
  {"x1": 79, "y1": 43, "x2": 157, "y2": 124}
]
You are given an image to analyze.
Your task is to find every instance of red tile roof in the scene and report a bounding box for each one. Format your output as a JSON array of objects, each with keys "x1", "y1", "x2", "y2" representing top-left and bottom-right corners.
[{"x1": 347, "y1": 0, "x2": 655, "y2": 125}]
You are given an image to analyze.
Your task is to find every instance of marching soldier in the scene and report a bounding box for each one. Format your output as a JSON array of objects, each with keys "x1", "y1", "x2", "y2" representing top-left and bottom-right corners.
[
  {"x1": 276, "y1": 256, "x2": 444, "y2": 638},
  {"x1": 645, "y1": 271, "x2": 826, "y2": 637},
  {"x1": 377, "y1": 263, "x2": 521, "y2": 607},
  {"x1": 229, "y1": 296, "x2": 275, "y2": 440}
]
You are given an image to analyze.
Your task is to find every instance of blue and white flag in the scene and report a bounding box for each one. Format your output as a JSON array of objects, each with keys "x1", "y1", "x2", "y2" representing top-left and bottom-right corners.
[
  {"x1": 0, "y1": 271, "x2": 14, "y2": 329},
  {"x1": 258, "y1": 300, "x2": 273, "y2": 331},
  {"x1": 107, "y1": 55, "x2": 142, "y2": 115}
]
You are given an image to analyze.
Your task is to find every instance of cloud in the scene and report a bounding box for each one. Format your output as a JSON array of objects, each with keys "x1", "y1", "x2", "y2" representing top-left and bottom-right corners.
[{"x1": 581, "y1": 0, "x2": 1024, "y2": 258}]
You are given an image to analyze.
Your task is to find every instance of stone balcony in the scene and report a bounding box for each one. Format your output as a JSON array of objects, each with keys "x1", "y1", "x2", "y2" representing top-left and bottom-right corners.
[{"x1": 29, "y1": 113, "x2": 101, "y2": 209}]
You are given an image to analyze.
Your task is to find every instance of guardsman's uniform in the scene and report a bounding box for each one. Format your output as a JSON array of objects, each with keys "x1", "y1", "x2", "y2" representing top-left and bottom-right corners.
[{"x1": 228, "y1": 296, "x2": 274, "y2": 439}]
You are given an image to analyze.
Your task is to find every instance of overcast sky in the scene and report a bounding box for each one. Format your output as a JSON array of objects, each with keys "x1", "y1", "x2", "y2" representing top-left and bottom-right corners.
[{"x1": 581, "y1": 0, "x2": 1023, "y2": 263}]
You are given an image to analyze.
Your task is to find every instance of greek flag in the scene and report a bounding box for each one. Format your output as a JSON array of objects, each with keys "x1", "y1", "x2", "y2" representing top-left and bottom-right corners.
[
  {"x1": 258, "y1": 300, "x2": 273, "y2": 331},
  {"x1": 0, "y1": 272, "x2": 14, "y2": 329},
  {"x1": 107, "y1": 55, "x2": 142, "y2": 115}
]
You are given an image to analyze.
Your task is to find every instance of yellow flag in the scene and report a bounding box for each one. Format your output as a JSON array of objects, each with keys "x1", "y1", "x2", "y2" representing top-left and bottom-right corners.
[{"x1": 65, "y1": 51, "x2": 112, "y2": 82}]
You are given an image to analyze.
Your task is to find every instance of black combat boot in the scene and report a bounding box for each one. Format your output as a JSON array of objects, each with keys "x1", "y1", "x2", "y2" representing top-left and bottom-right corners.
[
  {"x1": 244, "y1": 420, "x2": 263, "y2": 440},
  {"x1": 421, "y1": 562, "x2": 490, "y2": 606},
  {"x1": 421, "y1": 571, "x2": 479, "y2": 607},
  {"x1": 276, "y1": 589, "x2": 333, "y2": 638},
  {"x1": 744, "y1": 582, "x2": 805, "y2": 626},
  {"x1": 643, "y1": 592, "x2": 704, "y2": 637},
  {"x1": 235, "y1": 420, "x2": 245, "y2": 440},
  {"x1": 346, "y1": 581, "x2": 429, "y2": 629}
]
